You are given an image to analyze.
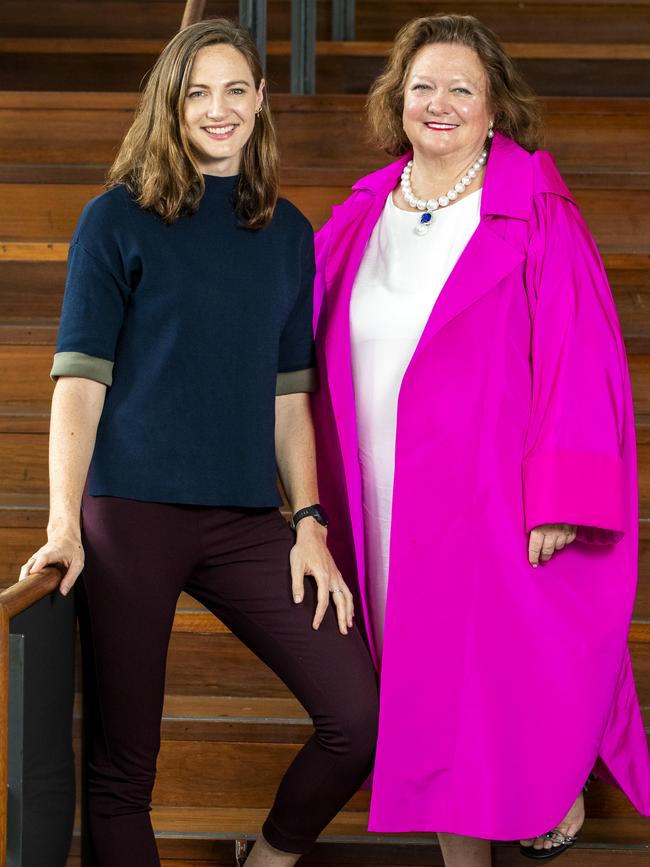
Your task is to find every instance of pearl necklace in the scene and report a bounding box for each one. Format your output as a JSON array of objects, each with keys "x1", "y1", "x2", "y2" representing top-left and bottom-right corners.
[{"x1": 401, "y1": 149, "x2": 487, "y2": 235}]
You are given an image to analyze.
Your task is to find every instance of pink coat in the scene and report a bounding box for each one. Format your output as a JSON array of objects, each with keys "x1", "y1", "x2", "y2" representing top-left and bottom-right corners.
[{"x1": 311, "y1": 132, "x2": 650, "y2": 838}]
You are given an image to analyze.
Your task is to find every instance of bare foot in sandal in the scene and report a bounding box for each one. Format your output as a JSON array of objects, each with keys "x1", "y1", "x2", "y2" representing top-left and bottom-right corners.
[{"x1": 520, "y1": 790, "x2": 585, "y2": 859}]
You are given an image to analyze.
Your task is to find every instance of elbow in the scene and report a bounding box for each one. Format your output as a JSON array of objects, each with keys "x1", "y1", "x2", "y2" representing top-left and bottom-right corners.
[{"x1": 53, "y1": 376, "x2": 107, "y2": 419}]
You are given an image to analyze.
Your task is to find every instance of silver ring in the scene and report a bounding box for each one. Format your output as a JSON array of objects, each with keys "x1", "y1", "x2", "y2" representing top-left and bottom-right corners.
[{"x1": 330, "y1": 588, "x2": 342, "y2": 594}]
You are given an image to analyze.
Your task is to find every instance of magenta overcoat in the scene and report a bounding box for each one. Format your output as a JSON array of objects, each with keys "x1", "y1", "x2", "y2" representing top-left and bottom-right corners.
[{"x1": 311, "y1": 133, "x2": 650, "y2": 838}]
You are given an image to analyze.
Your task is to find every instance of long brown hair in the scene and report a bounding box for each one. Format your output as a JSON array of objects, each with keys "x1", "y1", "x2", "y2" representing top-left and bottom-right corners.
[
  {"x1": 367, "y1": 14, "x2": 543, "y2": 155},
  {"x1": 108, "y1": 18, "x2": 279, "y2": 229}
]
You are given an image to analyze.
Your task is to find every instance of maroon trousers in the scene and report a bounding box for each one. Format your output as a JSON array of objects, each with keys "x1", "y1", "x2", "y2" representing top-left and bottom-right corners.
[{"x1": 78, "y1": 495, "x2": 378, "y2": 866}]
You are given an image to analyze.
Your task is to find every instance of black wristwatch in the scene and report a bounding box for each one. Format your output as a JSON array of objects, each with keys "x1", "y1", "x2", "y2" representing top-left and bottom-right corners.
[{"x1": 291, "y1": 503, "x2": 329, "y2": 530}]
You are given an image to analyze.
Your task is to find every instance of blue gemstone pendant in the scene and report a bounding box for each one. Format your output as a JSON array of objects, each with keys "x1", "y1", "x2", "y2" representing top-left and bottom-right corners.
[{"x1": 415, "y1": 212, "x2": 432, "y2": 236}]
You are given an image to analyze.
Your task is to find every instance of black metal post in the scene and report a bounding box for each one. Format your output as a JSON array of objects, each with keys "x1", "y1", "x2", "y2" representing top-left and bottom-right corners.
[
  {"x1": 10, "y1": 592, "x2": 76, "y2": 867},
  {"x1": 331, "y1": 0, "x2": 355, "y2": 41},
  {"x1": 291, "y1": 0, "x2": 316, "y2": 94},
  {"x1": 7, "y1": 635, "x2": 24, "y2": 867},
  {"x1": 240, "y1": 0, "x2": 268, "y2": 71}
]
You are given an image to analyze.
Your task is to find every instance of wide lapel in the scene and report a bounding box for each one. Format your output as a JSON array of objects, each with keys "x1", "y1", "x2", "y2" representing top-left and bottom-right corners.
[
  {"x1": 323, "y1": 157, "x2": 410, "y2": 454},
  {"x1": 322, "y1": 158, "x2": 407, "y2": 654},
  {"x1": 408, "y1": 133, "x2": 532, "y2": 368}
]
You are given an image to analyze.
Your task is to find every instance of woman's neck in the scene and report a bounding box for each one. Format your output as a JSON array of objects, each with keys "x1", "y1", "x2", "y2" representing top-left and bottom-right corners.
[{"x1": 410, "y1": 147, "x2": 484, "y2": 197}]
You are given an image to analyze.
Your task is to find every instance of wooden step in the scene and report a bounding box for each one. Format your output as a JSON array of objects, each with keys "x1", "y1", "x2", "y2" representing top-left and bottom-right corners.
[
  {"x1": 61, "y1": 691, "x2": 650, "y2": 859},
  {"x1": 2, "y1": 516, "x2": 650, "y2": 622},
  {"x1": 62, "y1": 809, "x2": 650, "y2": 865},
  {"x1": 352, "y1": 1, "x2": 650, "y2": 46},
  {"x1": 70, "y1": 714, "x2": 650, "y2": 817},
  {"x1": 66, "y1": 848, "x2": 650, "y2": 867},
  {"x1": 0, "y1": 2, "x2": 328, "y2": 42},
  {"x1": 0, "y1": 260, "x2": 64, "y2": 318},
  {"x1": 0, "y1": 257, "x2": 649, "y2": 351},
  {"x1": 163, "y1": 628, "x2": 288, "y2": 699},
  {"x1": 5, "y1": 426, "x2": 650, "y2": 511},
  {"x1": 0, "y1": 40, "x2": 648, "y2": 96},
  {"x1": 143, "y1": 696, "x2": 650, "y2": 814},
  {"x1": 1, "y1": 94, "x2": 649, "y2": 175},
  {"x1": 3, "y1": 38, "x2": 649, "y2": 59},
  {"x1": 158, "y1": 744, "x2": 650, "y2": 814},
  {"x1": 1, "y1": 162, "x2": 647, "y2": 193},
  {"x1": 76, "y1": 611, "x2": 650, "y2": 705},
  {"x1": 4, "y1": 0, "x2": 650, "y2": 45},
  {"x1": 153, "y1": 740, "x2": 369, "y2": 811},
  {"x1": 1, "y1": 244, "x2": 647, "y2": 270},
  {"x1": 161, "y1": 620, "x2": 650, "y2": 703},
  {"x1": 67, "y1": 848, "x2": 650, "y2": 866},
  {"x1": 0, "y1": 1, "x2": 186, "y2": 41},
  {"x1": 0, "y1": 181, "x2": 648, "y2": 251},
  {"x1": 158, "y1": 694, "x2": 311, "y2": 743}
]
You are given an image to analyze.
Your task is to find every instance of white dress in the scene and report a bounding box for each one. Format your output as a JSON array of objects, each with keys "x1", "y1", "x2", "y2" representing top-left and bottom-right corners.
[{"x1": 350, "y1": 188, "x2": 482, "y2": 658}]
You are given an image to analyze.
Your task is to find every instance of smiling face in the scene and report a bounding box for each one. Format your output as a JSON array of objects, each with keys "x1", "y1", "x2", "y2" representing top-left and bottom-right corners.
[
  {"x1": 183, "y1": 43, "x2": 264, "y2": 176},
  {"x1": 402, "y1": 42, "x2": 493, "y2": 169}
]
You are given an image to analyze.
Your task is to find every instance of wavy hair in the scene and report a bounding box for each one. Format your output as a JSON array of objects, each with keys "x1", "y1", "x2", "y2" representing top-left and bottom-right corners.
[
  {"x1": 367, "y1": 14, "x2": 543, "y2": 155},
  {"x1": 108, "y1": 18, "x2": 279, "y2": 229}
]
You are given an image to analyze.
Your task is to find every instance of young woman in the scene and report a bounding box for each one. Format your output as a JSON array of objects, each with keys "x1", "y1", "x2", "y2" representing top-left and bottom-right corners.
[{"x1": 20, "y1": 19, "x2": 378, "y2": 867}]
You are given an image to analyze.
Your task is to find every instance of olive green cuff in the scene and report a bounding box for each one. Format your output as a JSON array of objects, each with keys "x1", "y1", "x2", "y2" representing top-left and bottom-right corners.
[
  {"x1": 276, "y1": 367, "x2": 317, "y2": 395},
  {"x1": 50, "y1": 351, "x2": 113, "y2": 386}
]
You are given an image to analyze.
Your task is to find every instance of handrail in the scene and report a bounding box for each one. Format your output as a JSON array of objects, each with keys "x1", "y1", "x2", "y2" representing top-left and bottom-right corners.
[
  {"x1": 181, "y1": 0, "x2": 207, "y2": 30},
  {"x1": 0, "y1": 566, "x2": 64, "y2": 867},
  {"x1": 0, "y1": 567, "x2": 64, "y2": 620}
]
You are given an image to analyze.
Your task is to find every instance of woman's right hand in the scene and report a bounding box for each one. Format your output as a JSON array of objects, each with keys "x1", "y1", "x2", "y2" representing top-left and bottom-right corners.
[{"x1": 19, "y1": 532, "x2": 85, "y2": 596}]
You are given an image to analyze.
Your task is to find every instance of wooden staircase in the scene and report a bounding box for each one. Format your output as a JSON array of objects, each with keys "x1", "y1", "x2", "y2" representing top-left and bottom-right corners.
[
  {"x1": 0, "y1": 0, "x2": 648, "y2": 863},
  {"x1": 1, "y1": 0, "x2": 649, "y2": 95}
]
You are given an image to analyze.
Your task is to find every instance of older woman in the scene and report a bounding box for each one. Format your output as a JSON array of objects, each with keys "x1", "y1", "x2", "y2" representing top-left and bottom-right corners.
[{"x1": 311, "y1": 13, "x2": 650, "y2": 866}]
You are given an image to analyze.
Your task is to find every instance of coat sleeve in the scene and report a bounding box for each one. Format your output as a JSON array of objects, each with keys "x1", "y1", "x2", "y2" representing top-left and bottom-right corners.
[{"x1": 522, "y1": 186, "x2": 631, "y2": 543}]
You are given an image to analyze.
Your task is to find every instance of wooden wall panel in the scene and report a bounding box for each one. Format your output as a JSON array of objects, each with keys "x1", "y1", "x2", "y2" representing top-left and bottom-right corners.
[
  {"x1": 2, "y1": 0, "x2": 649, "y2": 45},
  {"x1": 3, "y1": 182, "x2": 648, "y2": 248},
  {"x1": 0, "y1": 261, "x2": 65, "y2": 321},
  {"x1": 0, "y1": 433, "x2": 47, "y2": 494},
  {"x1": 1, "y1": 49, "x2": 648, "y2": 96},
  {"x1": 0, "y1": 345, "x2": 53, "y2": 403},
  {"x1": 1, "y1": 521, "x2": 645, "y2": 618},
  {"x1": 0, "y1": 1, "x2": 331, "y2": 41},
  {"x1": 161, "y1": 630, "x2": 650, "y2": 702},
  {"x1": 164, "y1": 631, "x2": 288, "y2": 697},
  {"x1": 153, "y1": 739, "x2": 370, "y2": 809},
  {"x1": 1, "y1": 96, "x2": 648, "y2": 176},
  {"x1": 354, "y1": 1, "x2": 650, "y2": 44}
]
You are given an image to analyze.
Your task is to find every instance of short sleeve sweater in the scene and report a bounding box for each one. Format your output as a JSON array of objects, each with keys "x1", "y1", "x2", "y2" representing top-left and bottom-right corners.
[{"x1": 52, "y1": 174, "x2": 316, "y2": 507}]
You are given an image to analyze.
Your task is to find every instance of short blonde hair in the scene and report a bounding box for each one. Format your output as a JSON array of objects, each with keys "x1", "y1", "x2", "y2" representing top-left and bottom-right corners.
[
  {"x1": 108, "y1": 18, "x2": 279, "y2": 229},
  {"x1": 367, "y1": 14, "x2": 543, "y2": 155}
]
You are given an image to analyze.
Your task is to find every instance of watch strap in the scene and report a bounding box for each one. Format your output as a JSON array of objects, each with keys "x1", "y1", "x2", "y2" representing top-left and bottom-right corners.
[{"x1": 291, "y1": 504, "x2": 328, "y2": 529}]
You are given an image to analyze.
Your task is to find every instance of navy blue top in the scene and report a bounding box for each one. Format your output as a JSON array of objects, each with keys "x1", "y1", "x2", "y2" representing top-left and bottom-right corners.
[{"x1": 54, "y1": 174, "x2": 316, "y2": 507}]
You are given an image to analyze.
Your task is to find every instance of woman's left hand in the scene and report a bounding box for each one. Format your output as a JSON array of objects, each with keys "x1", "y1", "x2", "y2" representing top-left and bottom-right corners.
[
  {"x1": 528, "y1": 523, "x2": 577, "y2": 567},
  {"x1": 290, "y1": 522, "x2": 355, "y2": 634}
]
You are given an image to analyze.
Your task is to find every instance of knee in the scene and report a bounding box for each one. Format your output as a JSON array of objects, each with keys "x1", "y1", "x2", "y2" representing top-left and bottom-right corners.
[
  {"x1": 87, "y1": 763, "x2": 156, "y2": 816},
  {"x1": 315, "y1": 683, "x2": 379, "y2": 764}
]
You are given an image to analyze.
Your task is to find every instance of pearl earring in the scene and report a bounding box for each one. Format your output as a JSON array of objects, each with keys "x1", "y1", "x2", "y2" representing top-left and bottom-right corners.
[{"x1": 487, "y1": 122, "x2": 494, "y2": 139}]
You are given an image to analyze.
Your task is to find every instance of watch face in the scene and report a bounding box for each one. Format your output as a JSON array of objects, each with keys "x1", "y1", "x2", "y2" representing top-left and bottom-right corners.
[{"x1": 313, "y1": 505, "x2": 329, "y2": 527}]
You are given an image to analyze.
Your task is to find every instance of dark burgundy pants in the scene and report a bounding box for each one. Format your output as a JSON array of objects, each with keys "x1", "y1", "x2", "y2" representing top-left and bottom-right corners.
[{"x1": 77, "y1": 495, "x2": 379, "y2": 866}]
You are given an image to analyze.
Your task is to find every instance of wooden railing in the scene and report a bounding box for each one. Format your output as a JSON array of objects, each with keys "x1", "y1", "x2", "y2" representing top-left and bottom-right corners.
[
  {"x1": 0, "y1": 566, "x2": 64, "y2": 867},
  {"x1": 181, "y1": 0, "x2": 207, "y2": 30}
]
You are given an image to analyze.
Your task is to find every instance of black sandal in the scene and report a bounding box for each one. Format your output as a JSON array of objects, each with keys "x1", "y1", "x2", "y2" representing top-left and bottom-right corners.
[
  {"x1": 519, "y1": 778, "x2": 590, "y2": 861},
  {"x1": 519, "y1": 828, "x2": 577, "y2": 860}
]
